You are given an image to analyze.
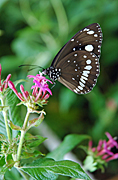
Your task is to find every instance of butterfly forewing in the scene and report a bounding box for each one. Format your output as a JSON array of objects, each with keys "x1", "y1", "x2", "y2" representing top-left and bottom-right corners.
[
  {"x1": 44, "y1": 23, "x2": 102, "y2": 94},
  {"x1": 51, "y1": 23, "x2": 102, "y2": 67}
]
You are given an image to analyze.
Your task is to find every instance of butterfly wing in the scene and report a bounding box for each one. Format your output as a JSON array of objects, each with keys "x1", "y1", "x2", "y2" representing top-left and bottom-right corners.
[
  {"x1": 51, "y1": 23, "x2": 102, "y2": 67},
  {"x1": 56, "y1": 50, "x2": 99, "y2": 94},
  {"x1": 47, "y1": 23, "x2": 102, "y2": 94}
]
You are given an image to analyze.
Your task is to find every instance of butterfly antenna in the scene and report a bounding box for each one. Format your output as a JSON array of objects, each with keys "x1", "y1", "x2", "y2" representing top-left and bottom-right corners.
[{"x1": 19, "y1": 64, "x2": 45, "y2": 71}]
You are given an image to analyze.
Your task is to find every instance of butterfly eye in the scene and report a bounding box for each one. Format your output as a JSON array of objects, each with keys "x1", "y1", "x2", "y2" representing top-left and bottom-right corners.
[{"x1": 43, "y1": 23, "x2": 102, "y2": 94}]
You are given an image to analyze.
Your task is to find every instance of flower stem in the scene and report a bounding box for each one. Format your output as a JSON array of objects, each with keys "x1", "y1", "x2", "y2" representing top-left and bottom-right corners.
[
  {"x1": 18, "y1": 169, "x2": 29, "y2": 180},
  {"x1": 1, "y1": 97, "x2": 11, "y2": 142},
  {"x1": 17, "y1": 109, "x2": 30, "y2": 162}
]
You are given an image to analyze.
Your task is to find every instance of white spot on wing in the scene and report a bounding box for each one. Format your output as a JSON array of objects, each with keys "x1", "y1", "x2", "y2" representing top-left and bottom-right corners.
[
  {"x1": 85, "y1": 45, "x2": 94, "y2": 52},
  {"x1": 87, "y1": 30, "x2": 94, "y2": 34},
  {"x1": 84, "y1": 65, "x2": 92, "y2": 70},
  {"x1": 83, "y1": 28, "x2": 87, "y2": 31},
  {"x1": 80, "y1": 78, "x2": 86, "y2": 84},
  {"x1": 71, "y1": 38, "x2": 74, "y2": 41},
  {"x1": 92, "y1": 54, "x2": 95, "y2": 57},
  {"x1": 76, "y1": 88, "x2": 80, "y2": 91},
  {"x1": 79, "y1": 81, "x2": 85, "y2": 87},
  {"x1": 86, "y1": 60, "x2": 91, "y2": 64},
  {"x1": 78, "y1": 86, "x2": 83, "y2": 90},
  {"x1": 83, "y1": 28, "x2": 90, "y2": 31},
  {"x1": 81, "y1": 75, "x2": 88, "y2": 80},
  {"x1": 74, "y1": 89, "x2": 78, "y2": 93},
  {"x1": 94, "y1": 34, "x2": 98, "y2": 37},
  {"x1": 82, "y1": 70, "x2": 90, "y2": 77},
  {"x1": 83, "y1": 55, "x2": 87, "y2": 58}
]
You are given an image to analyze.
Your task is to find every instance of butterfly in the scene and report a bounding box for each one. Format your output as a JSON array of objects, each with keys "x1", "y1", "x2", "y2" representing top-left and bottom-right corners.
[{"x1": 42, "y1": 23, "x2": 103, "y2": 94}]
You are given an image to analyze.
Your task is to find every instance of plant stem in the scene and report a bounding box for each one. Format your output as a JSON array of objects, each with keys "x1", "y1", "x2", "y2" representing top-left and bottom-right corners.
[
  {"x1": 1, "y1": 97, "x2": 11, "y2": 142},
  {"x1": 17, "y1": 109, "x2": 30, "y2": 162},
  {"x1": 18, "y1": 169, "x2": 29, "y2": 180}
]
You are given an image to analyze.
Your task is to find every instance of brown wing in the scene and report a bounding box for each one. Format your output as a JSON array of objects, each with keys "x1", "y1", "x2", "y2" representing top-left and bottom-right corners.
[
  {"x1": 57, "y1": 50, "x2": 99, "y2": 94},
  {"x1": 52, "y1": 23, "x2": 102, "y2": 68}
]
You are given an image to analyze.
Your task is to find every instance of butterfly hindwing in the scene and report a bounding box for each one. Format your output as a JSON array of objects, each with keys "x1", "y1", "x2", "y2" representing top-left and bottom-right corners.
[{"x1": 57, "y1": 51, "x2": 99, "y2": 94}]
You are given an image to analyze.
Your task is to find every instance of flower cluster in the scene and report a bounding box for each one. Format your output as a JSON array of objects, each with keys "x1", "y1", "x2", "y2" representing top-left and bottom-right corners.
[
  {"x1": 0, "y1": 64, "x2": 11, "y2": 95},
  {"x1": 8, "y1": 73, "x2": 53, "y2": 110},
  {"x1": 88, "y1": 132, "x2": 118, "y2": 162},
  {"x1": 84, "y1": 132, "x2": 118, "y2": 172}
]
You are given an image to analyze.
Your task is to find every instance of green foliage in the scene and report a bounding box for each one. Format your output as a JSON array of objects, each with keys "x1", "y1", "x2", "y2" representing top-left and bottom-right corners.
[
  {"x1": 4, "y1": 167, "x2": 24, "y2": 180},
  {"x1": 0, "y1": 85, "x2": 23, "y2": 137},
  {"x1": 47, "y1": 134, "x2": 90, "y2": 160},
  {"x1": 0, "y1": 112, "x2": 6, "y2": 137},
  {"x1": 6, "y1": 89, "x2": 23, "y2": 127},
  {"x1": 21, "y1": 158, "x2": 91, "y2": 180},
  {"x1": 83, "y1": 156, "x2": 97, "y2": 172}
]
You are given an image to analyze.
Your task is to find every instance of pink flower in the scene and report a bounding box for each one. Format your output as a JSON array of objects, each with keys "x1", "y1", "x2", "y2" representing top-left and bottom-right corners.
[
  {"x1": 8, "y1": 81, "x2": 25, "y2": 101},
  {"x1": 105, "y1": 132, "x2": 118, "y2": 148},
  {"x1": 28, "y1": 74, "x2": 53, "y2": 95},
  {"x1": 84, "y1": 132, "x2": 118, "y2": 172},
  {"x1": 8, "y1": 73, "x2": 53, "y2": 108},
  {"x1": 0, "y1": 64, "x2": 11, "y2": 93},
  {"x1": 88, "y1": 132, "x2": 118, "y2": 163}
]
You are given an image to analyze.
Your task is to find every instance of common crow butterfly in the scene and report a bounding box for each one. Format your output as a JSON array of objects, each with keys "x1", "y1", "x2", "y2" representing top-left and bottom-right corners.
[{"x1": 42, "y1": 23, "x2": 102, "y2": 94}]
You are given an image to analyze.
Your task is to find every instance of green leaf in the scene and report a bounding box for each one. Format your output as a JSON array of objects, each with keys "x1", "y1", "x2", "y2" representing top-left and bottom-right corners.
[
  {"x1": 47, "y1": 134, "x2": 90, "y2": 160},
  {"x1": 0, "y1": 79, "x2": 26, "y2": 137},
  {"x1": 83, "y1": 156, "x2": 97, "y2": 172},
  {"x1": 4, "y1": 167, "x2": 23, "y2": 180},
  {"x1": 22, "y1": 133, "x2": 46, "y2": 155},
  {"x1": 24, "y1": 133, "x2": 37, "y2": 140},
  {"x1": 0, "y1": 157, "x2": 15, "y2": 176},
  {"x1": 24, "y1": 133, "x2": 47, "y2": 147},
  {"x1": 29, "y1": 135, "x2": 46, "y2": 148},
  {"x1": 0, "y1": 157, "x2": 6, "y2": 176},
  {"x1": 21, "y1": 158, "x2": 91, "y2": 180},
  {"x1": 0, "y1": 112, "x2": 6, "y2": 137},
  {"x1": 28, "y1": 111, "x2": 45, "y2": 130},
  {"x1": 8, "y1": 120, "x2": 21, "y2": 130},
  {"x1": 5, "y1": 88, "x2": 24, "y2": 137},
  {"x1": 21, "y1": 150, "x2": 43, "y2": 159},
  {"x1": 0, "y1": 134, "x2": 6, "y2": 141}
]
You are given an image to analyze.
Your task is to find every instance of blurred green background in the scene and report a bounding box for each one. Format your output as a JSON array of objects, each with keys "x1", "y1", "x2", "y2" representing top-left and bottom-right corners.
[{"x1": 0, "y1": 0, "x2": 118, "y2": 179}]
